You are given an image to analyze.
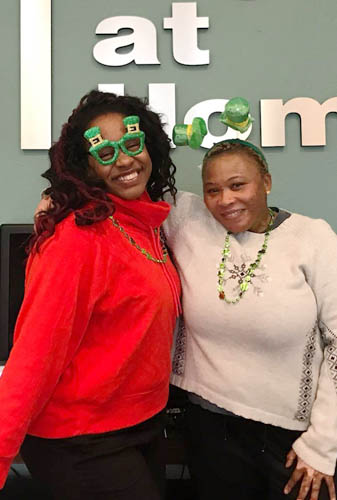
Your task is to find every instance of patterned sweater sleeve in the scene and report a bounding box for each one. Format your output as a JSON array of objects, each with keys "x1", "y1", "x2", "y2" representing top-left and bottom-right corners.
[
  {"x1": 292, "y1": 219, "x2": 337, "y2": 475},
  {"x1": 0, "y1": 221, "x2": 109, "y2": 488}
]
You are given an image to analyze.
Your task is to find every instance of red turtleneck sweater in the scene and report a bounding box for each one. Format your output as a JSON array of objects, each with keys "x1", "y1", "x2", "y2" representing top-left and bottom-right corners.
[{"x1": 0, "y1": 192, "x2": 181, "y2": 488}]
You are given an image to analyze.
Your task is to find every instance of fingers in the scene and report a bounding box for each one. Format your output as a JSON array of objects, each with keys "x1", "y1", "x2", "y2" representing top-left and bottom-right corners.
[
  {"x1": 285, "y1": 448, "x2": 297, "y2": 468},
  {"x1": 325, "y1": 476, "x2": 336, "y2": 500},
  {"x1": 285, "y1": 471, "x2": 335, "y2": 500},
  {"x1": 34, "y1": 197, "x2": 51, "y2": 216},
  {"x1": 306, "y1": 474, "x2": 322, "y2": 500},
  {"x1": 284, "y1": 450, "x2": 335, "y2": 500},
  {"x1": 284, "y1": 468, "x2": 304, "y2": 495}
]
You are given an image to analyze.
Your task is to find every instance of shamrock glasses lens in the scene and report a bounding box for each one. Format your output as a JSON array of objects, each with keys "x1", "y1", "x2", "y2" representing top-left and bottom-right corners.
[{"x1": 95, "y1": 137, "x2": 144, "y2": 163}]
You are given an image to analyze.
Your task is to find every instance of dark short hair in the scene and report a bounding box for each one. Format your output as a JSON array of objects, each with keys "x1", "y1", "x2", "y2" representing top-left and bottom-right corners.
[{"x1": 202, "y1": 139, "x2": 269, "y2": 177}]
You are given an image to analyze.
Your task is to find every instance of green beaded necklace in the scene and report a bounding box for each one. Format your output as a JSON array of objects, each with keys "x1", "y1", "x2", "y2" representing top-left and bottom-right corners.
[
  {"x1": 109, "y1": 216, "x2": 168, "y2": 264},
  {"x1": 217, "y1": 208, "x2": 275, "y2": 304}
]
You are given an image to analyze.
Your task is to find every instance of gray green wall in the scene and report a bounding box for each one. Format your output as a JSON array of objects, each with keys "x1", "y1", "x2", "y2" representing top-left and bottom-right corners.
[{"x1": 2, "y1": 0, "x2": 337, "y2": 228}]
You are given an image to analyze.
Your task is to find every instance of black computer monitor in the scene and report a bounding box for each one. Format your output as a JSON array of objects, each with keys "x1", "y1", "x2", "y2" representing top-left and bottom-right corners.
[{"x1": 0, "y1": 224, "x2": 33, "y2": 361}]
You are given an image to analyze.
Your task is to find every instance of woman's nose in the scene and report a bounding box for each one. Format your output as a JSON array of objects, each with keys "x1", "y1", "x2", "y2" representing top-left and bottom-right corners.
[
  {"x1": 217, "y1": 189, "x2": 235, "y2": 206},
  {"x1": 115, "y1": 150, "x2": 134, "y2": 167}
]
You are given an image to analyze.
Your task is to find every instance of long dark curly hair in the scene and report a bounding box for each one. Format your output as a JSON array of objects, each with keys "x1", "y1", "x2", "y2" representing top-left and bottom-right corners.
[{"x1": 30, "y1": 90, "x2": 177, "y2": 253}]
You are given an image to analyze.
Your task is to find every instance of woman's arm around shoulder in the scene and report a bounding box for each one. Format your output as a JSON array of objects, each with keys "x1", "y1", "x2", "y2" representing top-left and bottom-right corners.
[{"x1": 163, "y1": 190, "x2": 206, "y2": 243}]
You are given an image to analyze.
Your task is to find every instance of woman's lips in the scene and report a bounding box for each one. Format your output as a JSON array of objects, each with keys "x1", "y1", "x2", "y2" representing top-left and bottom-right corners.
[
  {"x1": 220, "y1": 209, "x2": 245, "y2": 219},
  {"x1": 113, "y1": 170, "x2": 140, "y2": 184}
]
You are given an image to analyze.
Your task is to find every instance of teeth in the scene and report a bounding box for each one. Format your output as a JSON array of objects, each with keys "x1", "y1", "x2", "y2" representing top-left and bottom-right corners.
[
  {"x1": 118, "y1": 172, "x2": 138, "y2": 182},
  {"x1": 224, "y1": 210, "x2": 243, "y2": 218}
]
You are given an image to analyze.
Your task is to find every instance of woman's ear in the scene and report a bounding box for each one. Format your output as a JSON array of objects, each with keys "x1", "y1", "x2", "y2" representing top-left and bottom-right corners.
[{"x1": 264, "y1": 173, "x2": 272, "y2": 194}]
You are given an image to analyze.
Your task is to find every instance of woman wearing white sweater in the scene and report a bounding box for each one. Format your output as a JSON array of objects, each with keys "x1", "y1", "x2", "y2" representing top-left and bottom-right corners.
[{"x1": 164, "y1": 139, "x2": 337, "y2": 500}]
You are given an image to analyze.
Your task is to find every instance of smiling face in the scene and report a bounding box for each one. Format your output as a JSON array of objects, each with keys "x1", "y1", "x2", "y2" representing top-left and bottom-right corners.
[
  {"x1": 86, "y1": 113, "x2": 152, "y2": 200},
  {"x1": 203, "y1": 152, "x2": 272, "y2": 233}
]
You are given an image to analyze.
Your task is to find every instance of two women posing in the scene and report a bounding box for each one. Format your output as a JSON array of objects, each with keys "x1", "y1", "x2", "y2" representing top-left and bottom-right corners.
[{"x1": 0, "y1": 90, "x2": 336, "y2": 500}]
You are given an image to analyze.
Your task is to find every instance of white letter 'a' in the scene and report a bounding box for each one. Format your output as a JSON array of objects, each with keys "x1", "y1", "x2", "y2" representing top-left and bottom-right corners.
[{"x1": 94, "y1": 17, "x2": 160, "y2": 66}]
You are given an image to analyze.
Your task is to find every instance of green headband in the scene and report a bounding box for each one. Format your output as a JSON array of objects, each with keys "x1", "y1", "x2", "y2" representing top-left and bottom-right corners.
[
  {"x1": 220, "y1": 97, "x2": 253, "y2": 133},
  {"x1": 172, "y1": 97, "x2": 268, "y2": 171},
  {"x1": 204, "y1": 138, "x2": 267, "y2": 167},
  {"x1": 173, "y1": 117, "x2": 207, "y2": 149}
]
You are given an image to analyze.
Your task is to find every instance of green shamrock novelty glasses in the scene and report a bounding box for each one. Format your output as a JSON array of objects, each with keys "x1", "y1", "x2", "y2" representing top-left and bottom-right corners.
[{"x1": 84, "y1": 115, "x2": 145, "y2": 166}]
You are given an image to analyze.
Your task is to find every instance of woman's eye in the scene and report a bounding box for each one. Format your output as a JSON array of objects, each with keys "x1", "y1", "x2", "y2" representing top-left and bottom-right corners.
[
  {"x1": 125, "y1": 139, "x2": 141, "y2": 151},
  {"x1": 207, "y1": 188, "x2": 219, "y2": 194},
  {"x1": 231, "y1": 183, "x2": 243, "y2": 190},
  {"x1": 98, "y1": 147, "x2": 115, "y2": 161},
  {"x1": 101, "y1": 154, "x2": 113, "y2": 161}
]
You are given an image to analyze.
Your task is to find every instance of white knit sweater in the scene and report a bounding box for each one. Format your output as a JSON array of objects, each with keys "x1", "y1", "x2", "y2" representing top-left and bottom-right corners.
[{"x1": 164, "y1": 191, "x2": 337, "y2": 475}]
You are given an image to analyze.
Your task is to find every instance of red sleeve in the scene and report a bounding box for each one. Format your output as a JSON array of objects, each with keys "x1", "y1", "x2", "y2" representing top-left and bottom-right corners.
[{"x1": 0, "y1": 219, "x2": 109, "y2": 488}]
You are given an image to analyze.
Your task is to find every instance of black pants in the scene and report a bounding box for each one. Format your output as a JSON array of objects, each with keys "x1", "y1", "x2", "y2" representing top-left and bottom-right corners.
[
  {"x1": 185, "y1": 402, "x2": 336, "y2": 500},
  {"x1": 20, "y1": 412, "x2": 166, "y2": 500}
]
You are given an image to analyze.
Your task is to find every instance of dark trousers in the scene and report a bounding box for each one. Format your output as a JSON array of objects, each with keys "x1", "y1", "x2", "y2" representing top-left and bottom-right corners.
[
  {"x1": 20, "y1": 411, "x2": 166, "y2": 500},
  {"x1": 185, "y1": 402, "x2": 336, "y2": 500}
]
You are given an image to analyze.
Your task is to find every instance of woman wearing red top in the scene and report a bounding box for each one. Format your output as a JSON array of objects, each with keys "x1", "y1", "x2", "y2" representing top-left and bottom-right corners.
[{"x1": 0, "y1": 90, "x2": 181, "y2": 499}]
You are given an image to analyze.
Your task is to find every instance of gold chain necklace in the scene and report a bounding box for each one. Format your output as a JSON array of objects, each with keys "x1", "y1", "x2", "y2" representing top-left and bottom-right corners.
[
  {"x1": 109, "y1": 216, "x2": 168, "y2": 264},
  {"x1": 217, "y1": 208, "x2": 276, "y2": 303}
]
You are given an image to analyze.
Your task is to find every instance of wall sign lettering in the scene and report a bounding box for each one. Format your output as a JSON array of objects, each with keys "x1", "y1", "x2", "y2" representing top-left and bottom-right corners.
[{"x1": 20, "y1": 1, "x2": 336, "y2": 150}]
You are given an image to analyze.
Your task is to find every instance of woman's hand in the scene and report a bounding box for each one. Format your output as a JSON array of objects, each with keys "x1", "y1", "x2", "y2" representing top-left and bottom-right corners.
[
  {"x1": 34, "y1": 195, "x2": 52, "y2": 220},
  {"x1": 284, "y1": 448, "x2": 336, "y2": 500}
]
